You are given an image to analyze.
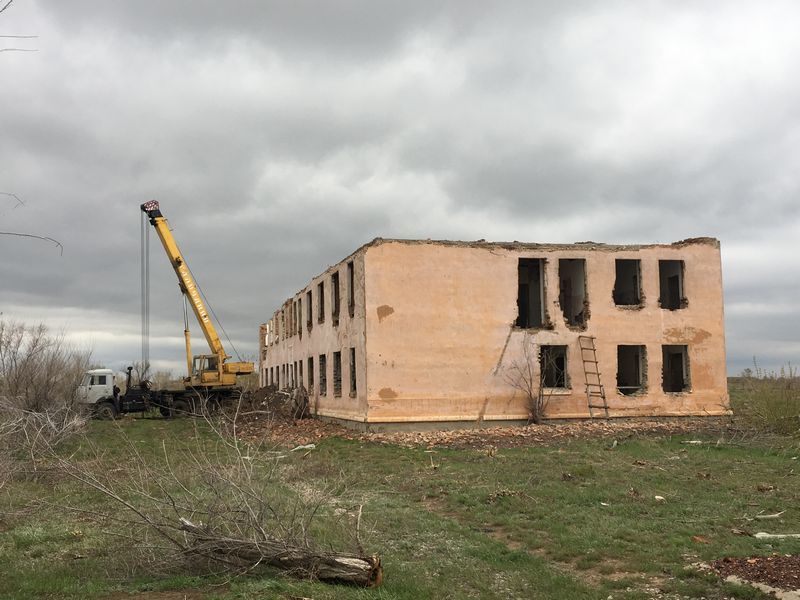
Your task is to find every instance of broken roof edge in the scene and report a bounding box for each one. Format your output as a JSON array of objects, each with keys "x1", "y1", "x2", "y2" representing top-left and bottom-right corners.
[
  {"x1": 300, "y1": 235, "x2": 719, "y2": 285},
  {"x1": 363, "y1": 236, "x2": 720, "y2": 252},
  {"x1": 264, "y1": 235, "x2": 720, "y2": 319}
]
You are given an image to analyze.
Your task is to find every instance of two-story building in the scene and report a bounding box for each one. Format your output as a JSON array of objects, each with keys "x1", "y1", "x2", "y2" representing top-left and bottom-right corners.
[{"x1": 259, "y1": 237, "x2": 729, "y2": 428}]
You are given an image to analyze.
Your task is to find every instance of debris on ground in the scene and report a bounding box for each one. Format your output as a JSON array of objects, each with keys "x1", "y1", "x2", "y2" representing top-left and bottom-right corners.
[
  {"x1": 710, "y1": 554, "x2": 800, "y2": 593},
  {"x1": 237, "y1": 389, "x2": 733, "y2": 449}
]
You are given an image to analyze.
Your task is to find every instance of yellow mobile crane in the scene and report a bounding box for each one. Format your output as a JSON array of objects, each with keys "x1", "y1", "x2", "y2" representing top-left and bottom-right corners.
[{"x1": 140, "y1": 200, "x2": 253, "y2": 405}]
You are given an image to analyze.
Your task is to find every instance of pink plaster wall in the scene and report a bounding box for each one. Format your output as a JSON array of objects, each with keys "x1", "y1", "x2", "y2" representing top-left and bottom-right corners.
[
  {"x1": 260, "y1": 250, "x2": 369, "y2": 422},
  {"x1": 362, "y1": 240, "x2": 729, "y2": 423}
]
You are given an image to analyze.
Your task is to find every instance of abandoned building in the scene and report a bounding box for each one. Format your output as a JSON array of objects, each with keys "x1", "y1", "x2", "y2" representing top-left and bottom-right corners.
[{"x1": 259, "y1": 237, "x2": 729, "y2": 427}]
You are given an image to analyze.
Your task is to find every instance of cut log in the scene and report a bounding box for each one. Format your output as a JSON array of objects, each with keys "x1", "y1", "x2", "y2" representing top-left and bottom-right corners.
[{"x1": 179, "y1": 518, "x2": 382, "y2": 587}]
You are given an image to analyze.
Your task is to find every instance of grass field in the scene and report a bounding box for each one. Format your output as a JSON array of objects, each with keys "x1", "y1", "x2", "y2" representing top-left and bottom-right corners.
[{"x1": 1, "y1": 395, "x2": 798, "y2": 599}]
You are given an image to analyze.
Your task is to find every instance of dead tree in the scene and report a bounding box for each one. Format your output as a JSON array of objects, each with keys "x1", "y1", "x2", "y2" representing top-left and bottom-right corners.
[{"x1": 503, "y1": 333, "x2": 556, "y2": 424}]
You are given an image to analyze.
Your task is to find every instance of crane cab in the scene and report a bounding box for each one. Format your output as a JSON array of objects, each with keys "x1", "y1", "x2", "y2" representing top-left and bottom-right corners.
[{"x1": 190, "y1": 353, "x2": 254, "y2": 387}]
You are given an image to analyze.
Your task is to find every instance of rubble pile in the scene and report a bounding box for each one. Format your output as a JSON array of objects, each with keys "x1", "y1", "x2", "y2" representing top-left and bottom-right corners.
[{"x1": 237, "y1": 390, "x2": 727, "y2": 449}]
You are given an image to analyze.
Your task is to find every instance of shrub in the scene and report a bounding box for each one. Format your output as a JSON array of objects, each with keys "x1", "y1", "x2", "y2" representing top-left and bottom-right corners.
[
  {"x1": 730, "y1": 362, "x2": 799, "y2": 435},
  {"x1": 0, "y1": 321, "x2": 91, "y2": 411}
]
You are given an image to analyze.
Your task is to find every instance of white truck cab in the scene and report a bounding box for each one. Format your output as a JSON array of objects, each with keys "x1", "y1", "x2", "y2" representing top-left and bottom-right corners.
[{"x1": 75, "y1": 368, "x2": 116, "y2": 409}]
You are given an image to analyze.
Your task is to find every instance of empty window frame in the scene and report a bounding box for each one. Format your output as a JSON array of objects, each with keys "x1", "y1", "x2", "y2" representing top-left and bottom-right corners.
[
  {"x1": 319, "y1": 354, "x2": 327, "y2": 395},
  {"x1": 617, "y1": 345, "x2": 646, "y2": 395},
  {"x1": 613, "y1": 259, "x2": 642, "y2": 306},
  {"x1": 307, "y1": 356, "x2": 314, "y2": 392},
  {"x1": 332, "y1": 272, "x2": 341, "y2": 326},
  {"x1": 516, "y1": 258, "x2": 545, "y2": 328},
  {"x1": 296, "y1": 299, "x2": 302, "y2": 338},
  {"x1": 559, "y1": 259, "x2": 588, "y2": 327},
  {"x1": 306, "y1": 290, "x2": 313, "y2": 331},
  {"x1": 347, "y1": 261, "x2": 355, "y2": 318},
  {"x1": 333, "y1": 351, "x2": 342, "y2": 397},
  {"x1": 298, "y1": 359, "x2": 303, "y2": 387},
  {"x1": 540, "y1": 345, "x2": 568, "y2": 388},
  {"x1": 659, "y1": 260, "x2": 686, "y2": 310},
  {"x1": 317, "y1": 281, "x2": 325, "y2": 323},
  {"x1": 662, "y1": 345, "x2": 690, "y2": 392},
  {"x1": 349, "y1": 347, "x2": 356, "y2": 396}
]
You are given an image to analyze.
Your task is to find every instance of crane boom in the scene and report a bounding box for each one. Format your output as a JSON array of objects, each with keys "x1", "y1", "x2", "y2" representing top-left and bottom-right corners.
[
  {"x1": 141, "y1": 200, "x2": 225, "y2": 356},
  {"x1": 140, "y1": 200, "x2": 253, "y2": 389}
]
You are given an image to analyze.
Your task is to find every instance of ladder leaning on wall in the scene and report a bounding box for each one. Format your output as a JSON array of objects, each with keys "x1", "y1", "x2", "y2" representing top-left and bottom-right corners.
[{"x1": 578, "y1": 335, "x2": 609, "y2": 418}]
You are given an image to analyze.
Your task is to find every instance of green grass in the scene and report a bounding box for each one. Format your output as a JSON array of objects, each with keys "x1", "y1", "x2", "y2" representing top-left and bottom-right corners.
[{"x1": 1, "y1": 416, "x2": 798, "y2": 599}]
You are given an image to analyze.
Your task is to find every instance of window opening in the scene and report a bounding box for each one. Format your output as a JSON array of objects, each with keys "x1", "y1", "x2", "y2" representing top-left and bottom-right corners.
[
  {"x1": 307, "y1": 356, "x2": 314, "y2": 393},
  {"x1": 617, "y1": 345, "x2": 646, "y2": 395},
  {"x1": 349, "y1": 347, "x2": 357, "y2": 396},
  {"x1": 662, "y1": 345, "x2": 690, "y2": 392},
  {"x1": 332, "y1": 272, "x2": 341, "y2": 326},
  {"x1": 540, "y1": 345, "x2": 568, "y2": 388},
  {"x1": 297, "y1": 299, "x2": 302, "y2": 338},
  {"x1": 613, "y1": 259, "x2": 641, "y2": 306},
  {"x1": 319, "y1": 354, "x2": 327, "y2": 395},
  {"x1": 347, "y1": 261, "x2": 355, "y2": 318},
  {"x1": 333, "y1": 351, "x2": 342, "y2": 397},
  {"x1": 306, "y1": 290, "x2": 313, "y2": 331},
  {"x1": 317, "y1": 282, "x2": 325, "y2": 323},
  {"x1": 659, "y1": 260, "x2": 686, "y2": 310},
  {"x1": 559, "y1": 259, "x2": 588, "y2": 327},
  {"x1": 516, "y1": 258, "x2": 545, "y2": 328}
]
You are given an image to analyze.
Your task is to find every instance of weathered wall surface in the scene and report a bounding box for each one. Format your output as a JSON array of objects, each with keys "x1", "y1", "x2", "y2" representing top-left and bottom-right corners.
[
  {"x1": 362, "y1": 240, "x2": 728, "y2": 423},
  {"x1": 260, "y1": 250, "x2": 369, "y2": 422}
]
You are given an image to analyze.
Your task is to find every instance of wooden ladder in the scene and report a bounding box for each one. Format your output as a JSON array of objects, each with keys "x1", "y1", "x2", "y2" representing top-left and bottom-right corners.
[{"x1": 578, "y1": 335, "x2": 609, "y2": 418}]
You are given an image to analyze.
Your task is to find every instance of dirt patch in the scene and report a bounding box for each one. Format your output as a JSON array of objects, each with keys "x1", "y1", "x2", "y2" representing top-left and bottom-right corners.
[
  {"x1": 710, "y1": 555, "x2": 800, "y2": 592},
  {"x1": 237, "y1": 398, "x2": 728, "y2": 449}
]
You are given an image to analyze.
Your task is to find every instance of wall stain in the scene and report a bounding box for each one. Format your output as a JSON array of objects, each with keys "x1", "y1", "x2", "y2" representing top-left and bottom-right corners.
[
  {"x1": 377, "y1": 305, "x2": 395, "y2": 322},
  {"x1": 378, "y1": 387, "x2": 398, "y2": 399},
  {"x1": 664, "y1": 327, "x2": 711, "y2": 344}
]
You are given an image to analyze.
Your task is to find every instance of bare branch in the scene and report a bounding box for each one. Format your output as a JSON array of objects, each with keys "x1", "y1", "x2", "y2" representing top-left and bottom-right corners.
[
  {"x1": 0, "y1": 231, "x2": 63, "y2": 255},
  {"x1": 0, "y1": 191, "x2": 24, "y2": 207}
]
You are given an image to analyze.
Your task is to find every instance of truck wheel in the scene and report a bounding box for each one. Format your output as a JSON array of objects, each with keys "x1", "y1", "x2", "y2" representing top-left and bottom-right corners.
[
  {"x1": 171, "y1": 398, "x2": 191, "y2": 418},
  {"x1": 95, "y1": 402, "x2": 118, "y2": 420},
  {"x1": 159, "y1": 406, "x2": 171, "y2": 418}
]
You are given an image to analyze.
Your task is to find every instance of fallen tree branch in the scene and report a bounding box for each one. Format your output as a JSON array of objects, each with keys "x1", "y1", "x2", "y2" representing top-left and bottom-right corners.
[
  {"x1": 39, "y1": 413, "x2": 383, "y2": 587},
  {"x1": 179, "y1": 518, "x2": 382, "y2": 587}
]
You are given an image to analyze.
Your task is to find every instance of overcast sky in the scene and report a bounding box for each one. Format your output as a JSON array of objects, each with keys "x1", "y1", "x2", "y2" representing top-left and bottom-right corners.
[{"x1": 1, "y1": 0, "x2": 798, "y2": 376}]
